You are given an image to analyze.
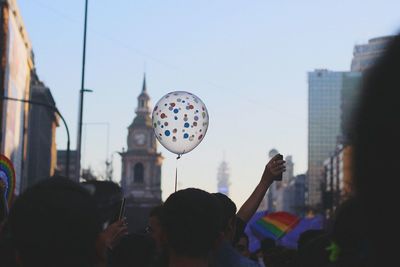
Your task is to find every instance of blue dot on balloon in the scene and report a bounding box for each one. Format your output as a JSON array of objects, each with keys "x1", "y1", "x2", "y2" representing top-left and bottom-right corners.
[
  {"x1": 184, "y1": 122, "x2": 190, "y2": 128},
  {"x1": 174, "y1": 109, "x2": 179, "y2": 113},
  {"x1": 184, "y1": 133, "x2": 189, "y2": 139},
  {"x1": 165, "y1": 130, "x2": 171, "y2": 136}
]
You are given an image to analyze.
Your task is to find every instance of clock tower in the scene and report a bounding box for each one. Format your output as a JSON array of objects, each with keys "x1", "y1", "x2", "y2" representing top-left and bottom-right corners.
[{"x1": 120, "y1": 75, "x2": 163, "y2": 209}]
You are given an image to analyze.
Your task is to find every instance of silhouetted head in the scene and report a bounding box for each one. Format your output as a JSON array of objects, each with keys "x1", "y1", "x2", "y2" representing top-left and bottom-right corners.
[
  {"x1": 212, "y1": 192, "x2": 237, "y2": 241},
  {"x1": 81, "y1": 180, "x2": 122, "y2": 225},
  {"x1": 147, "y1": 205, "x2": 163, "y2": 250},
  {"x1": 160, "y1": 188, "x2": 222, "y2": 259},
  {"x1": 7, "y1": 177, "x2": 101, "y2": 267},
  {"x1": 329, "y1": 197, "x2": 367, "y2": 266},
  {"x1": 351, "y1": 33, "x2": 400, "y2": 264}
]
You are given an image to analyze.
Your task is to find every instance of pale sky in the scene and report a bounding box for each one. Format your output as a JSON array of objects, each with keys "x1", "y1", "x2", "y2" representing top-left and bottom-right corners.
[{"x1": 18, "y1": 0, "x2": 400, "y2": 207}]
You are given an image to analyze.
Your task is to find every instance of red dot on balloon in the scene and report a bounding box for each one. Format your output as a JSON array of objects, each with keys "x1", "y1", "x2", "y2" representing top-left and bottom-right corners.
[
  {"x1": 161, "y1": 113, "x2": 167, "y2": 119},
  {"x1": 164, "y1": 122, "x2": 168, "y2": 126},
  {"x1": 189, "y1": 105, "x2": 194, "y2": 109},
  {"x1": 198, "y1": 135, "x2": 203, "y2": 140},
  {"x1": 170, "y1": 103, "x2": 176, "y2": 107}
]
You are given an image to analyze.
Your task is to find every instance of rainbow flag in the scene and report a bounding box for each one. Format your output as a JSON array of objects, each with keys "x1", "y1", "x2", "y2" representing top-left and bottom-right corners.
[
  {"x1": 251, "y1": 211, "x2": 300, "y2": 240},
  {"x1": 0, "y1": 155, "x2": 16, "y2": 206}
]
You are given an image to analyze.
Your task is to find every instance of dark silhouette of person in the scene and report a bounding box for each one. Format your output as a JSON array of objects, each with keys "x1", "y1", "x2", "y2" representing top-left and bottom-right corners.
[
  {"x1": 159, "y1": 188, "x2": 222, "y2": 267},
  {"x1": 212, "y1": 193, "x2": 260, "y2": 267},
  {"x1": 211, "y1": 154, "x2": 285, "y2": 267},
  {"x1": 109, "y1": 233, "x2": 155, "y2": 267},
  {"x1": 297, "y1": 229, "x2": 325, "y2": 251},
  {"x1": 349, "y1": 33, "x2": 400, "y2": 267},
  {"x1": 235, "y1": 233, "x2": 251, "y2": 258},
  {"x1": 2, "y1": 176, "x2": 102, "y2": 267},
  {"x1": 146, "y1": 205, "x2": 169, "y2": 267}
]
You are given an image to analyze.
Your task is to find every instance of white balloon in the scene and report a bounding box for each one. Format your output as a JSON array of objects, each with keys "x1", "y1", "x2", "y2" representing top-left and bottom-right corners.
[{"x1": 152, "y1": 91, "x2": 209, "y2": 155}]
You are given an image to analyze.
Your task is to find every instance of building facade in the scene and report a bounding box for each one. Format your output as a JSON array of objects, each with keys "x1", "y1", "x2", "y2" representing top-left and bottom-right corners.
[
  {"x1": 322, "y1": 145, "x2": 353, "y2": 218},
  {"x1": 0, "y1": 0, "x2": 33, "y2": 196},
  {"x1": 120, "y1": 76, "x2": 163, "y2": 232},
  {"x1": 307, "y1": 70, "x2": 361, "y2": 208},
  {"x1": 351, "y1": 36, "x2": 394, "y2": 72},
  {"x1": 282, "y1": 174, "x2": 306, "y2": 216},
  {"x1": 24, "y1": 69, "x2": 59, "y2": 190}
]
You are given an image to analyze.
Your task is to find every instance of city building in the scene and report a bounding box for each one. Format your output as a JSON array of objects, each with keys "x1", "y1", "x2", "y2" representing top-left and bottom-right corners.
[
  {"x1": 282, "y1": 174, "x2": 307, "y2": 216},
  {"x1": 275, "y1": 155, "x2": 295, "y2": 212},
  {"x1": 322, "y1": 145, "x2": 353, "y2": 219},
  {"x1": 351, "y1": 36, "x2": 394, "y2": 72},
  {"x1": 0, "y1": 0, "x2": 34, "y2": 196},
  {"x1": 119, "y1": 75, "x2": 163, "y2": 232},
  {"x1": 24, "y1": 69, "x2": 59, "y2": 190},
  {"x1": 307, "y1": 70, "x2": 361, "y2": 208},
  {"x1": 340, "y1": 73, "x2": 362, "y2": 144},
  {"x1": 217, "y1": 157, "x2": 230, "y2": 196},
  {"x1": 283, "y1": 155, "x2": 294, "y2": 183},
  {"x1": 56, "y1": 150, "x2": 78, "y2": 178}
]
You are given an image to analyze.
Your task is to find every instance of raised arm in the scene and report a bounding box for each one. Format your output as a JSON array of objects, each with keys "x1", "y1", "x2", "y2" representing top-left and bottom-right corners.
[{"x1": 236, "y1": 154, "x2": 286, "y2": 223}]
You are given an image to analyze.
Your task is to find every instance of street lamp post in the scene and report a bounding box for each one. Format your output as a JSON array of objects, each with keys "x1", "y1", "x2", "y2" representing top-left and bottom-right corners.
[
  {"x1": 1, "y1": 96, "x2": 71, "y2": 178},
  {"x1": 76, "y1": 0, "x2": 90, "y2": 182}
]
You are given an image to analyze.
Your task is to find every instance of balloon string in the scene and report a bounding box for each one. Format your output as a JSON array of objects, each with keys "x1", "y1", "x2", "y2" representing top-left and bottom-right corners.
[
  {"x1": 175, "y1": 167, "x2": 178, "y2": 192},
  {"x1": 175, "y1": 154, "x2": 182, "y2": 192}
]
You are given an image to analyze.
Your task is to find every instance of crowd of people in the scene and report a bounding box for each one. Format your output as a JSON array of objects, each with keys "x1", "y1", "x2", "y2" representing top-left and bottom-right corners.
[{"x1": 1, "y1": 33, "x2": 400, "y2": 267}]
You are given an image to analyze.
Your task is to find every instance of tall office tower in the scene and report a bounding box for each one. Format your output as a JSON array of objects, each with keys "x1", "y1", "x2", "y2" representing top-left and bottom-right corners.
[
  {"x1": 217, "y1": 158, "x2": 230, "y2": 196},
  {"x1": 283, "y1": 155, "x2": 294, "y2": 184},
  {"x1": 307, "y1": 70, "x2": 361, "y2": 208},
  {"x1": 282, "y1": 174, "x2": 306, "y2": 216},
  {"x1": 351, "y1": 36, "x2": 394, "y2": 72}
]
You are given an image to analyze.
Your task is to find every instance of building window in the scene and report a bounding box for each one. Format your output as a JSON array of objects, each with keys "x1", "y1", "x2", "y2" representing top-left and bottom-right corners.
[
  {"x1": 140, "y1": 99, "x2": 145, "y2": 108},
  {"x1": 134, "y1": 163, "x2": 144, "y2": 183}
]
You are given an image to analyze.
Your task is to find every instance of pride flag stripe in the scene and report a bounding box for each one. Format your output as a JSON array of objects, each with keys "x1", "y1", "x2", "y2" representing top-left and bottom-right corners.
[
  {"x1": 251, "y1": 211, "x2": 301, "y2": 240},
  {"x1": 0, "y1": 155, "x2": 16, "y2": 205}
]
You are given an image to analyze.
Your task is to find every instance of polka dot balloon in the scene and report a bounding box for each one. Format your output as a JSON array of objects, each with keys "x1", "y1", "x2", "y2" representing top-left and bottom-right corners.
[{"x1": 152, "y1": 91, "x2": 209, "y2": 155}]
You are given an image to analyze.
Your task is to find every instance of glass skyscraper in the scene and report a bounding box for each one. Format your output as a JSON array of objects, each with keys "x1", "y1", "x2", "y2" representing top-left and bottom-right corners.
[
  {"x1": 351, "y1": 36, "x2": 393, "y2": 72},
  {"x1": 307, "y1": 70, "x2": 361, "y2": 207}
]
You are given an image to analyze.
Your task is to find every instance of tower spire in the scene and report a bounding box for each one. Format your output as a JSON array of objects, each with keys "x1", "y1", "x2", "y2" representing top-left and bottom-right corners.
[
  {"x1": 136, "y1": 73, "x2": 150, "y2": 115},
  {"x1": 142, "y1": 73, "x2": 147, "y2": 93}
]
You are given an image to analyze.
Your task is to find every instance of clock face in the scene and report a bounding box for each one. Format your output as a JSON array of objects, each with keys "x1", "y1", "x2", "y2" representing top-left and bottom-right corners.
[{"x1": 134, "y1": 132, "x2": 146, "y2": 146}]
